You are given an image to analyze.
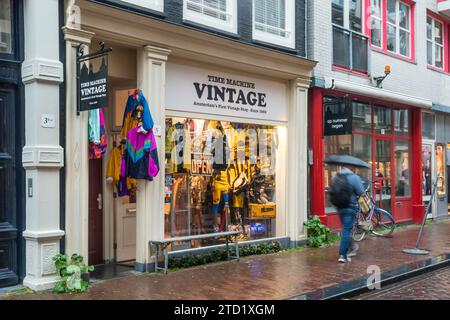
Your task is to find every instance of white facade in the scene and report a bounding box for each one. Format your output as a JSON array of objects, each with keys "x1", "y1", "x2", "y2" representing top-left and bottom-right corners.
[{"x1": 308, "y1": 0, "x2": 450, "y2": 108}]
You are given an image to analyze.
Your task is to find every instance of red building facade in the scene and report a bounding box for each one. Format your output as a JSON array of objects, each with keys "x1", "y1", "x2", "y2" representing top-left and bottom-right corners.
[{"x1": 309, "y1": 88, "x2": 425, "y2": 230}]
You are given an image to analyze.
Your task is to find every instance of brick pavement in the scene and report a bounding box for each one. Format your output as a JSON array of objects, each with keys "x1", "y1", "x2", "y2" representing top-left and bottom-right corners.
[
  {"x1": 352, "y1": 266, "x2": 450, "y2": 300},
  {"x1": 2, "y1": 220, "x2": 450, "y2": 300}
]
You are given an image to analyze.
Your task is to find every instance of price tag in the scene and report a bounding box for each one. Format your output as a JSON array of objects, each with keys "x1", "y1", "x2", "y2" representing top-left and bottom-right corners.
[{"x1": 41, "y1": 114, "x2": 56, "y2": 128}]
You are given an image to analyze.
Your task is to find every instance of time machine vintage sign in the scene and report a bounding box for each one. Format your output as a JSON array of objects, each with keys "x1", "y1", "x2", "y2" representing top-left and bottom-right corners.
[
  {"x1": 166, "y1": 63, "x2": 288, "y2": 122},
  {"x1": 76, "y1": 42, "x2": 112, "y2": 114}
]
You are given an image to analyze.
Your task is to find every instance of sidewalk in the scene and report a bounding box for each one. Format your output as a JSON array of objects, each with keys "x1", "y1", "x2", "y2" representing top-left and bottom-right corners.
[{"x1": 3, "y1": 220, "x2": 450, "y2": 300}]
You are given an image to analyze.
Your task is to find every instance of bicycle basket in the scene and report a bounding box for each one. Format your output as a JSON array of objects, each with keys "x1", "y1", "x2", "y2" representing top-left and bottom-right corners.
[{"x1": 358, "y1": 191, "x2": 371, "y2": 214}]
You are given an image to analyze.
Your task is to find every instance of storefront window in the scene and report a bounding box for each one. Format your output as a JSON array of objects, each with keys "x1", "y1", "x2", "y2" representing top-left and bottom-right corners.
[
  {"x1": 422, "y1": 112, "x2": 435, "y2": 140},
  {"x1": 352, "y1": 102, "x2": 371, "y2": 133},
  {"x1": 422, "y1": 144, "x2": 432, "y2": 196},
  {"x1": 436, "y1": 144, "x2": 446, "y2": 197},
  {"x1": 374, "y1": 105, "x2": 392, "y2": 135},
  {"x1": 164, "y1": 117, "x2": 281, "y2": 249},
  {"x1": 324, "y1": 134, "x2": 372, "y2": 212},
  {"x1": 0, "y1": 0, "x2": 12, "y2": 54},
  {"x1": 394, "y1": 140, "x2": 410, "y2": 197},
  {"x1": 393, "y1": 109, "x2": 409, "y2": 136}
]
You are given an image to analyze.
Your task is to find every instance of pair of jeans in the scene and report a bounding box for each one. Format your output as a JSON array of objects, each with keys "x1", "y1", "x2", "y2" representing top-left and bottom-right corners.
[{"x1": 338, "y1": 207, "x2": 356, "y2": 257}]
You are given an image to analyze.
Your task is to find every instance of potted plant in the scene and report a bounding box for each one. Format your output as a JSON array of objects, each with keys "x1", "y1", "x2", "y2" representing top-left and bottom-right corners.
[{"x1": 52, "y1": 253, "x2": 95, "y2": 293}]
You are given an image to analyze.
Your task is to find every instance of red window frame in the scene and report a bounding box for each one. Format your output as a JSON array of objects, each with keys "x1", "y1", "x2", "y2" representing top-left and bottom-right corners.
[
  {"x1": 426, "y1": 9, "x2": 450, "y2": 74},
  {"x1": 364, "y1": 0, "x2": 416, "y2": 63}
]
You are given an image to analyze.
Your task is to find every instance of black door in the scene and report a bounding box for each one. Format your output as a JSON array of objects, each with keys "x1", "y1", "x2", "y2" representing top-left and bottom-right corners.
[{"x1": 0, "y1": 86, "x2": 19, "y2": 287}]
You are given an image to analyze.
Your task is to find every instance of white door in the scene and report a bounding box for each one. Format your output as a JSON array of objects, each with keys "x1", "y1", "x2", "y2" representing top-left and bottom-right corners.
[{"x1": 115, "y1": 197, "x2": 136, "y2": 262}]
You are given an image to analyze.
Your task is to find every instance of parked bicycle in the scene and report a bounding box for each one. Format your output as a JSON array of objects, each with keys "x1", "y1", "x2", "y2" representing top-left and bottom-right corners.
[{"x1": 352, "y1": 181, "x2": 396, "y2": 242}]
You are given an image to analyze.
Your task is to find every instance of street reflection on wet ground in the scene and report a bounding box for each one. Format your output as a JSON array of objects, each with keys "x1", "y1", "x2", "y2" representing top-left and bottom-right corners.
[{"x1": 3, "y1": 220, "x2": 450, "y2": 300}]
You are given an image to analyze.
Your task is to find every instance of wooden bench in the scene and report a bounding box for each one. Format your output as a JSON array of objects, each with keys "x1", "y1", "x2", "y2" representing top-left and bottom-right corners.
[{"x1": 149, "y1": 231, "x2": 240, "y2": 274}]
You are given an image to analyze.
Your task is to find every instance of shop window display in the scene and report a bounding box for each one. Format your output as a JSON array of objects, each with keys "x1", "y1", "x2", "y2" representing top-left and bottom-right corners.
[
  {"x1": 164, "y1": 117, "x2": 279, "y2": 249},
  {"x1": 436, "y1": 144, "x2": 446, "y2": 197}
]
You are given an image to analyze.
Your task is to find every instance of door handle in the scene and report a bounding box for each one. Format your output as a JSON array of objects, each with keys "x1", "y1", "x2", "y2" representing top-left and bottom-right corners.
[
  {"x1": 97, "y1": 193, "x2": 102, "y2": 210},
  {"x1": 395, "y1": 202, "x2": 402, "y2": 206}
]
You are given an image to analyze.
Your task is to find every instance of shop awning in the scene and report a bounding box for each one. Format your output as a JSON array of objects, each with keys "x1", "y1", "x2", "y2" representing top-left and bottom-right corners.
[
  {"x1": 324, "y1": 78, "x2": 433, "y2": 109},
  {"x1": 432, "y1": 103, "x2": 450, "y2": 114}
]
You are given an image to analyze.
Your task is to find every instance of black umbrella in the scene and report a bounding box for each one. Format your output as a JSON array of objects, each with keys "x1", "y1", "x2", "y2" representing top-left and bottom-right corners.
[{"x1": 324, "y1": 155, "x2": 371, "y2": 169}]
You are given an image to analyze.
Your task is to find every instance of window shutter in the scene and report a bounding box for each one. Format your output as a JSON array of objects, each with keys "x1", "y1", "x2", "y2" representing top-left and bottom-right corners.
[
  {"x1": 255, "y1": 0, "x2": 287, "y2": 37},
  {"x1": 187, "y1": 0, "x2": 228, "y2": 21}
]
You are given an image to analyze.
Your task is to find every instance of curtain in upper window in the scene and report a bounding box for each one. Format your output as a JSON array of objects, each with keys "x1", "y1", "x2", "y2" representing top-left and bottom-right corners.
[{"x1": 255, "y1": 0, "x2": 287, "y2": 37}]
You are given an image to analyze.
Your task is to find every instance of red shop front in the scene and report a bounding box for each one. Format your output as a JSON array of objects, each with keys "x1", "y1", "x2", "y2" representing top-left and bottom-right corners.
[{"x1": 309, "y1": 88, "x2": 425, "y2": 230}]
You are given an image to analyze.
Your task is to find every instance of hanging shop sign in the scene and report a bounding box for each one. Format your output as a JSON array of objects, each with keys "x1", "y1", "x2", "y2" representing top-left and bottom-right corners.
[
  {"x1": 166, "y1": 63, "x2": 288, "y2": 122},
  {"x1": 76, "y1": 42, "x2": 112, "y2": 115},
  {"x1": 323, "y1": 99, "x2": 353, "y2": 136}
]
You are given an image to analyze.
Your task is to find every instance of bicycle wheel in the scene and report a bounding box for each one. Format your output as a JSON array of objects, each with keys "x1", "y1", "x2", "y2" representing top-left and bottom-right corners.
[
  {"x1": 371, "y1": 208, "x2": 395, "y2": 237},
  {"x1": 352, "y1": 211, "x2": 366, "y2": 242}
]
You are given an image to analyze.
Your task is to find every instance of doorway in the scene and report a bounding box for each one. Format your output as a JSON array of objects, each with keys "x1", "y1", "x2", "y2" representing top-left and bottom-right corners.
[
  {"x1": 374, "y1": 139, "x2": 392, "y2": 213},
  {"x1": 422, "y1": 142, "x2": 435, "y2": 218},
  {"x1": 88, "y1": 159, "x2": 103, "y2": 265}
]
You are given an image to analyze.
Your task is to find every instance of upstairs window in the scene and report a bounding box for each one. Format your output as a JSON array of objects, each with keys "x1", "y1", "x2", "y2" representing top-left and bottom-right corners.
[
  {"x1": 427, "y1": 15, "x2": 444, "y2": 70},
  {"x1": 0, "y1": 0, "x2": 12, "y2": 54},
  {"x1": 332, "y1": 0, "x2": 368, "y2": 73},
  {"x1": 367, "y1": 0, "x2": 415, "y2": 61},
  {"x1": 119, "y1": 0, "x2": 164, "y2": 12},
  {"x1": 184, "y1": 0, "x2": 237, "y2": 34},
  {"x1": 370, "y1": 0, "x2": 383, "y2": 47},
  {"x1": 253, "y1": 0, "x2": 295, "y2": 48},
  {"x1": 386, "y1": 0, "x2": 411, "y2": 57}
]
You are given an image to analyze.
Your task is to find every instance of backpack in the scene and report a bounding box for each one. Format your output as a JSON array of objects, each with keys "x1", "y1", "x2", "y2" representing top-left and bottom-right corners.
[{"x1": 329, "y1": 173, "x2": 353, "y2": 209}]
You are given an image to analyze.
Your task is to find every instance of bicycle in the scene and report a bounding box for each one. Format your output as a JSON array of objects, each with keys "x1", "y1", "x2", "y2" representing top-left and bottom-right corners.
[{"x1": 352, "y1": 181, "x2": 396, "y2": 242}]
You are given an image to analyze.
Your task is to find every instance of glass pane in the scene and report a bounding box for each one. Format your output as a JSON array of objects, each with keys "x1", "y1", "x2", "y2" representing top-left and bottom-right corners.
[
  {"x1": 255, "y1": 0, "x2": 287, "y2": 36},
  {"x1": 387, "y1": 0, "x2": 396, "y2": 24},
  {"x1": 399, "y1": 3, "x2": 409, "y2": 30},
  {"x1": 349, "y1": 0, "x2": 362, "y2": 32},
  {"x1": 333, "y1": 26, "x2": 350, "y2": 68},
  {"x1": 395, "y1": 140, "x2": 411, "y2": 197},
  {"x1": 387, "y1": 24, "x2": 396, "y2": 53},
  {"x1": 427, "y1": 41, "x2": 433, "y2": 65},
  {"x1": 352, "y1": 101, "x2": 371, "y2": 132},
  {"x1": 165, "y1": 117, "x2": 280, "y2": 248},
  {"x1": 399, "y1": 29, "x2": 410, "y2": 56},
  {"x1": 422, "y1": 144, "x2": 432, "y2": 196},
  {"x1": 435, "y1": 20, "x2": 443, "y2": 45},
  {"x1": 375, "y1": 140, "x2": 392, "y2": 212},
  {"x1": 422, "y1": 112, "x2": 436, "y2": 140},
  {"x1": 371, "y1": 0, "x2": 382, "y2": 18},
  {"x1": 435, "y1": 44, "x2": 443, "y2": 69},
  {"x1": 332, "y1": 0, "x2": 344, "y2": 26},
  {"x1": 371, "y1": 18, "x2": 382, "y2": 47},
  {"x1": 352, "y1": 33, "x2": 368, "y2": 73},
  {"x1": 374, "y1": 106, "x2": 392, "y2": 135},
  {"x1": 427, "y1": 17, "x2": 432, "y2": 40},
  {"x1": 437, "y1": 144, "x2": 446, "y2": 197},
  {"x1": 393, "y1": 109, "x2": 409, "y2": 136},
  {"x1": 323, "y1": 134, "x2": 372, "y2": 212},
  {"x1": 0, "y1": 0, "x2": 12, "y2": 54}
]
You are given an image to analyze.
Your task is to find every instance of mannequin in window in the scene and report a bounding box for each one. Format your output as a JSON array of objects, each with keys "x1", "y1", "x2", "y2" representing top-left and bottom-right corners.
[{"x1": 206, "y1": 120, "x2": 230, "y2": 232}]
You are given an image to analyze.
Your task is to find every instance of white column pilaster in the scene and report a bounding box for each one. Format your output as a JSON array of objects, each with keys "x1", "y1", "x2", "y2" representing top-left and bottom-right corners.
[
  {"x1": 62, "y1": 26, "x2": 94, "y2": 264},
  {"x1": 21, "y1": 0, "x2": 64, "y2": 291},
  {"x1": 287, "y1": 78, "x2": 310, "y2": 246},
  {"x1": 135, "y1": 46, "x2": 171, "y2": 271}
]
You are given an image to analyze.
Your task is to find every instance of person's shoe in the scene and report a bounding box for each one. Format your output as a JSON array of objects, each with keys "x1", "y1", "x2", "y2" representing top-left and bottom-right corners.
[
  {"x1": 347, "y1": 244, "x2": 359, "y2": 257},
  {"x1": 338, "y1": 255, "x2": 349, "y2": 263}
]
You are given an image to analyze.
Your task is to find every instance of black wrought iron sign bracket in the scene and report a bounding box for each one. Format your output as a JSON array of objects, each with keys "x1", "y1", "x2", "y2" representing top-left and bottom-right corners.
[{"x1": 76, "y1": 41, "x2": 113, "y2": 115}]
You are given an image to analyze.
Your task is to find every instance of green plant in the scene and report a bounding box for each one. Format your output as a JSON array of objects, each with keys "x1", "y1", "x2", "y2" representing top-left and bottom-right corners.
[
  {"x1": 52, "y1": 253, "x2": 94, "y2": 294},
  {"x1": 168, "y1": 241, "x2": 282, "y2": 270},
  {"x1": 304, "y1": 215, "x2": 339, "y2": 248}
]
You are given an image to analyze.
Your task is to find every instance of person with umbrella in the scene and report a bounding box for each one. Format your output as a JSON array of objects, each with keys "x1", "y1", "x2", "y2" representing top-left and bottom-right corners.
[{"x1": 326, "y1": 155, "x2": 368, "y2": 263}]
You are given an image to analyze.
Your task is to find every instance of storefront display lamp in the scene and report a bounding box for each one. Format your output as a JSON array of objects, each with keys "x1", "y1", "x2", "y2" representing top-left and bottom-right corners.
[{"x1": 373, "y1": 65, "x2": 391, "y2": 88}]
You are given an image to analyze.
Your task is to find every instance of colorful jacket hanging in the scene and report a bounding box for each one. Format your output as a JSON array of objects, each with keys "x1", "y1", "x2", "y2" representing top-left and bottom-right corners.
[
  {"x1": 106, "y1": 145, "x2": 136, "y2": 197},
  {"x1": 120, "y1": 90, "x2": 154, "y2": 140},
  {"x1": 88, "y1": 108, "x2": 107, "y2": 160},
  {"x1": 124, "y1": 126, "x2": 160, "y2": 180}
]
